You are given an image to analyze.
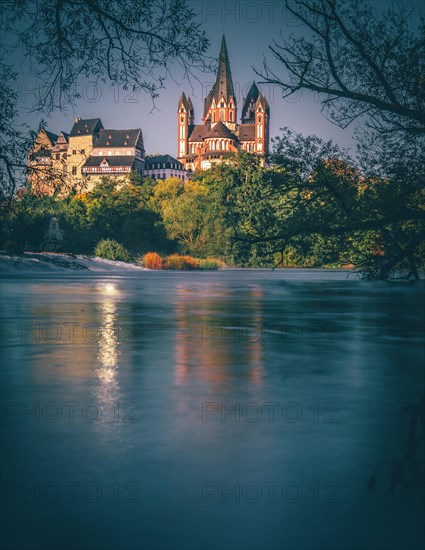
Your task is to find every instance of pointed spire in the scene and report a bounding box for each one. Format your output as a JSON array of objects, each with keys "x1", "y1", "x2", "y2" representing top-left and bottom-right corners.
[
  {"x1": 204, "y1": 34, "x2": 236, "y2": 118},
  {"x1": 256, "y1": 93, "x2": 270, "y2": 113},
  {"x1": 215, "y1": 34, "x2": 235, "y2": 102},
  {"x1": 178, "y1": 92, "x2": 189, "y2": 112}
]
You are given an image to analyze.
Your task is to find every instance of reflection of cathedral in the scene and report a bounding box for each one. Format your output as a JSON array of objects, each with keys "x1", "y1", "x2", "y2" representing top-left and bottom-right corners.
[
  {"x1": 174, "y1": 284, "x2": 263, "y2": 387},
  {"x1": 177, "y1": 35, "x2": 270, "y2": 171}
]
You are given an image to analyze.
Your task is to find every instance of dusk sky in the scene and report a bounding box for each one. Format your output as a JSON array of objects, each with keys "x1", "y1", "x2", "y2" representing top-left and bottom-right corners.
[{"x1": 15, "y1": 0, "x2": 423, "y2": 157}]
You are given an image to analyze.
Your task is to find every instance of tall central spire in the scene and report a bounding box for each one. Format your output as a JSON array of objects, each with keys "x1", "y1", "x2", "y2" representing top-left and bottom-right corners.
[
  {"x1": 213, "y1": 34, "x2": 235, "y2": 102},
  {"x1": 203, "y1": 35, "x2": 236, "y2": 120}
]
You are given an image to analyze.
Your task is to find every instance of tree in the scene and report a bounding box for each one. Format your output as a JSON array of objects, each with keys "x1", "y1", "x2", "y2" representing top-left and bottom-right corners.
[
  {"x1": 0, "y1": 0, "x2": 209, "y2": 204},
  {"x1": 257, "y1": 0, "x2": 424, "y2": 135},
  {"x1": 247, "y1": 0, "x2": 425, "y2": 278}
]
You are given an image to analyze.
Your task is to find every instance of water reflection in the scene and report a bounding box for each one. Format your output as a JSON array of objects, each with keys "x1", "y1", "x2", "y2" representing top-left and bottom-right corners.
[
  {"x1": 174, "y1": 283, "x2": 264, "y2": 387},
  {"x1": 93, "y1": 283, "x2": 121, "y2": 406}
]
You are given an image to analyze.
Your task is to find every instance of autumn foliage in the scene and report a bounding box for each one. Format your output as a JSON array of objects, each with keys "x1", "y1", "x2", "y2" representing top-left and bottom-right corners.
[{"x1": 142, "y1": 252, "x2": 163, "y2": 269}]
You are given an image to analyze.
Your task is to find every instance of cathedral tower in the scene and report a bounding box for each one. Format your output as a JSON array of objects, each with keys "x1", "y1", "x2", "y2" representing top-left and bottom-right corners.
[
  {"x1": 202, "y1": 35, "x2": 237, "y2": 131},
  {"x1": 177, "y1": 35, "x2": 270, "y2": 170},
  {"x1": 177, "y1": 92, "x2": 194, "y2": 159}
]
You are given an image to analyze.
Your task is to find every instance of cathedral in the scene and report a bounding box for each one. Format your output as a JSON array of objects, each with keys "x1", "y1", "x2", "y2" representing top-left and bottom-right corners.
[{"x1": 177, "y1": 35, "x2": 270, "y2": 170}]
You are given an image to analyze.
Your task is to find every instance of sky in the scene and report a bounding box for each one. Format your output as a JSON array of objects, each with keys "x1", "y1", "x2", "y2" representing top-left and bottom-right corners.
[{"x1": 12, "y1": 0, "x2": 424, "y2": 157}]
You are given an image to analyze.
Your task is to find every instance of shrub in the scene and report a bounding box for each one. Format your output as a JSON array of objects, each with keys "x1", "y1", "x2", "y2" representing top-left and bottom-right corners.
[
  {"x1": 142, "y1": 252, "x2": 163, "y2": 269},
  {"x1": 199, "y1": 258, "x2": 225, "y2": 270},
  {"x1": 164, "y1": 254, "x2": 200, "y2": 270},
  {"x1": 94, "y1": 239, "x2": 131, "y2": 262}
]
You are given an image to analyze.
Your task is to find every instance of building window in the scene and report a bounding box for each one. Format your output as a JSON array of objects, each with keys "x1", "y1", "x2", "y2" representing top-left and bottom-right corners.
[
  {"x1": 230, "y1": 112, "x2": 233, "y2": 122},
  {"x1": 71, "y1": 166, "x2": 77, "y2": 176},
  {"x1": 108, "y1": 151, "x2": 111, "y2": 155},
  {"x1": 98, "y1": 151, "x2": 103, "y2": 156},
  {"x1": 72, "y1": 150, "x2": 76, "y2": 155}
]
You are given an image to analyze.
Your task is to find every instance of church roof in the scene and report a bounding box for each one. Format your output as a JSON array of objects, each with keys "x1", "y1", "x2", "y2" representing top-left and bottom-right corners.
[
  {"x1": 69, "y1": 118, "x2": 103, "y2": 137},
  {"x1": 188, "y1": 124, "x2": 209, "y2": 142},
  {"x1": 241, "y1": 82, "x2": 260, "y2": 120},
  {"x1": 238, "y1": 124, "x2": 255, "y2": 141},
  {"x1": 178, "y1": 92, "x2": 190, "y2": 111},
  {"x1": 93, "y1": 129, "x2": 142, "y2": 148},
  {"x1": 206, "y1": 121, "x2": 237, "y2": 140},
  {"x1": 204, "y1": 35, "x2": 235, "y2": 117},
  {"x1": 242, "y1": 83, "x2": 260, "y2": 112},
  {"x1": 256, "y1": 94, "x2": 270, "y2": 112}
]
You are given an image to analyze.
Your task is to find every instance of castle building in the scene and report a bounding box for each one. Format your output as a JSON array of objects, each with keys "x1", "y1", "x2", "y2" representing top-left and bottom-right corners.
[
  {"x1": 82, "y1": 127, "x2": 145, "y2": 184},
  {"x1": 177, "y1": 35, "x2": 270, "y2": 171},
  {"x1": 28, "y1": 118, "x2": 145, "y2": 195},
  {"x1": 145, "y1": 155, "x2": 189, "y2": 182}
]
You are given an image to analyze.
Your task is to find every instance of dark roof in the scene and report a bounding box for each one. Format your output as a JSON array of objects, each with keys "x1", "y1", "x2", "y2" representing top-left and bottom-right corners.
[
  {"x1": 205, "y1": 121, "x2": 237, "y2": 140},
  {"x1": 69, "y1": 118, "x2": 103, "y2": 137},
  {"x1": 83, "y1": 156, "x2": 136, "y2": 168},
  {"x1": 145, "y1": 154, "x2": 182, "y2": 167},
  {"x1": 44, "y1": 130, "x2": 58, "y2": 144},
  {"x1": 204, "y1": 35, "x2": 236, "y2": 117},
  {"x1": 32, "y1": 149, "x2": 52, "y2": 159},
  {"x1": 178, "y1": 92, "x2": 190, "y2": 112},
  {"x1": 238, "y1": 124, "x2": 255, "y2": 141},
  {"x1": 241, "y1": 82, "x2": 260, "y2": 121},
  {"x1": 256, "y1": 94, "x2": 270, "y2": 112},
  {"x1": 188, "y1": 124, "x2": 210, "y2": 142},
  {"x1": 93, "y1": 129, "x2": 141, "y2": 148}
]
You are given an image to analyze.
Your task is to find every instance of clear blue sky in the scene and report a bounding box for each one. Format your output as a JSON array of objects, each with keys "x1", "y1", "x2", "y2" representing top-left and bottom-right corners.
[{"x1": 14, "y1": 0, "x2": 423, "y2": 157}]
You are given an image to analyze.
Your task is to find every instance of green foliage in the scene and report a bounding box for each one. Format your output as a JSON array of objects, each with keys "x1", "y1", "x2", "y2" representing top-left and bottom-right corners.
[
  {"x1": 94, "y1": 239, "x2": 131, "y2": 262},
  {"x1": 199, "y1": 259, "x2": 224, "y2": 270}
]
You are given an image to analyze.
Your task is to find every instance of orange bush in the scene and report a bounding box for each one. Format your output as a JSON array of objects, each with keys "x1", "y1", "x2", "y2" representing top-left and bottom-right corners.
[
  {"x1": 164, "y1": 254, "x2": 200, "y2": 270},
  {"x1": 142, "y1": 252, "x2": 163, "y2": 269}
]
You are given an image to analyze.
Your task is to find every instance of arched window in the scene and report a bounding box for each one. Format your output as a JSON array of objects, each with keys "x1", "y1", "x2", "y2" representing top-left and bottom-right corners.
[
  {"x1": 210, "y1": 140, "x2": 214, "y2": 151},
  {"x1": 221, "y1": 140, "x2": 225, "y2": 150},
  {"x1": 230, "y1": 111, "x2": 233, "y2": 122},
  {"x1": 257, "y1": 124, "x2": 263, "y2": 138},
  {"x1": 180, "y1": 116, "x2": 184, "y2": 123}
]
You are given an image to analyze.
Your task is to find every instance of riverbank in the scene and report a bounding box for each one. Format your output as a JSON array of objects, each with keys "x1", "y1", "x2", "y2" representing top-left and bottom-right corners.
[{"x1": 0, "y1": 251, "x2": 148, "y2": 275}]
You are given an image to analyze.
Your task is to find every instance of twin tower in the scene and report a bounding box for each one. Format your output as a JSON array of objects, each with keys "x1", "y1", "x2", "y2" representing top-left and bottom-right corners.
[{"x1": 177, "y1": 35, "x2": 270, "y2": 171}]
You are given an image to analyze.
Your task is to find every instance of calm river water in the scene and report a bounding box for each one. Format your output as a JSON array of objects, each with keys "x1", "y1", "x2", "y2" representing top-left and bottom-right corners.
[{"x1": 1, "y1": 270, "x2": 424, "y2": 550}]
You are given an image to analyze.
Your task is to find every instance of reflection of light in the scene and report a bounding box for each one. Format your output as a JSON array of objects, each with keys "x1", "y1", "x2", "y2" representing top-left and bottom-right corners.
[
  {"x1": 97, "y1": 283, "x2": 120, "y2": 296},
  {"x1": 98, "y1": 302, "x2": 118, "y2": 368},
  {"x1": 94, "y1": 293, "x2": 120, "y2": 407}
]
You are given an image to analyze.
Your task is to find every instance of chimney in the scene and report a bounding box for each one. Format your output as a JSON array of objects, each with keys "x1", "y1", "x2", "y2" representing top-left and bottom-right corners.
[{"x1": 75, "y1": 117, "x2": 81, "y2": 123}]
